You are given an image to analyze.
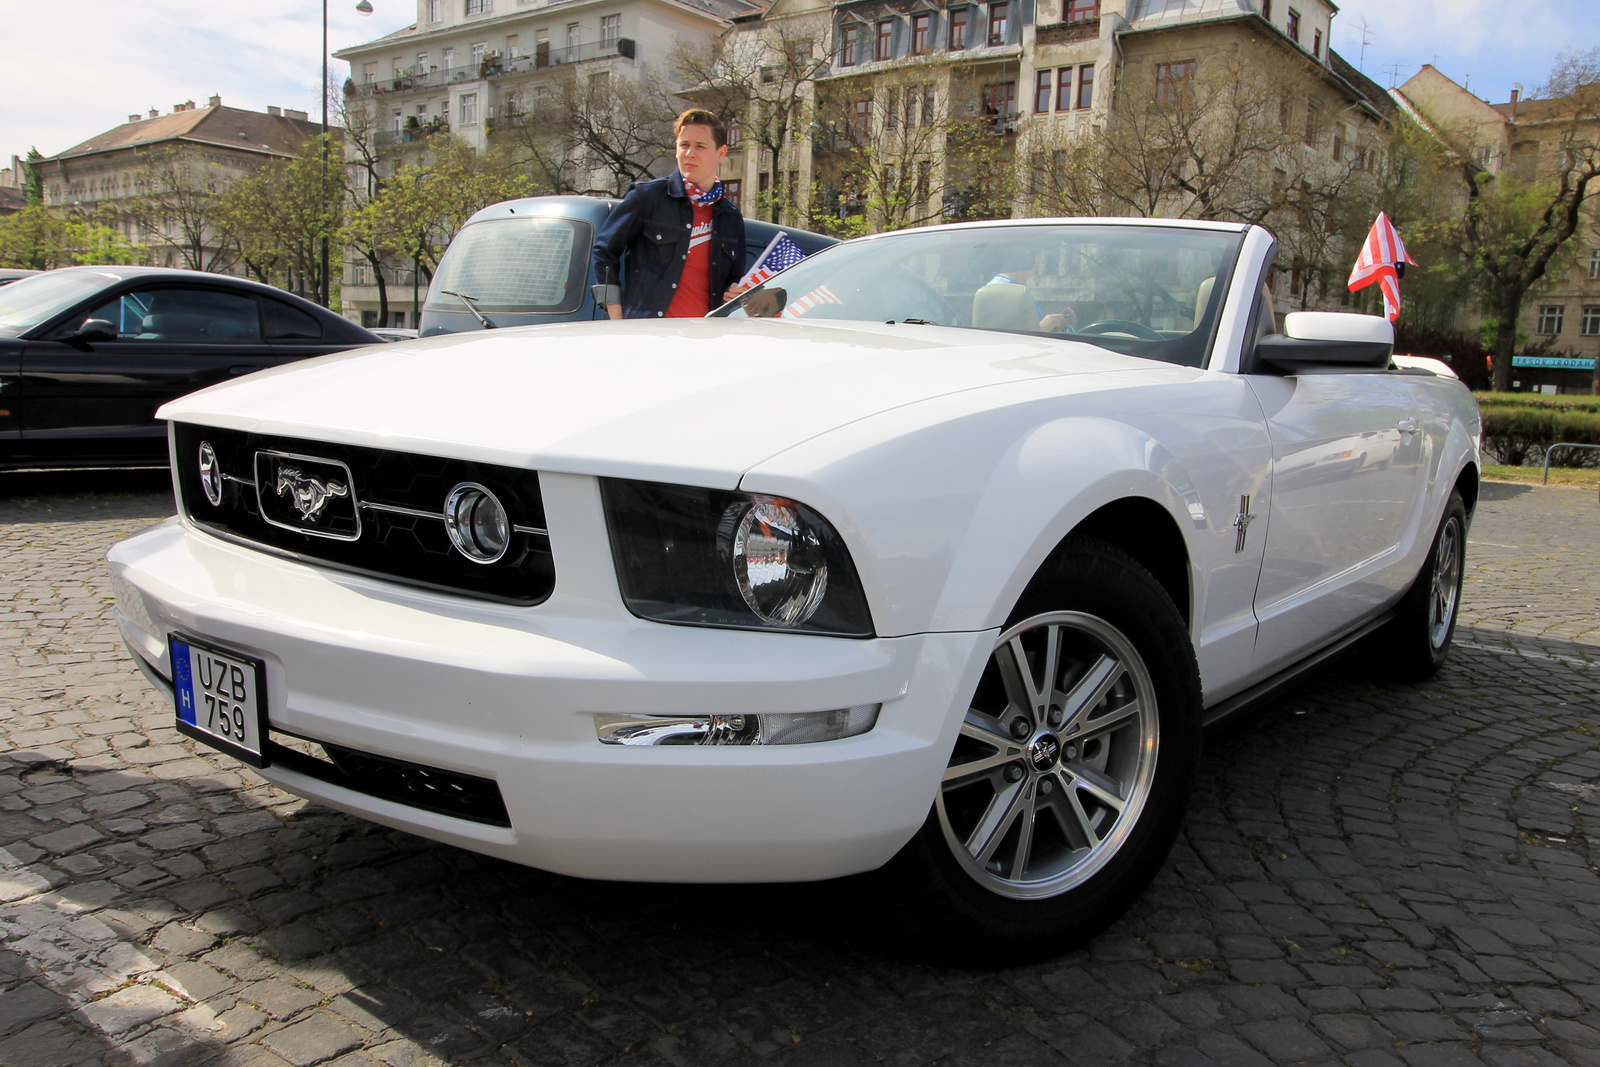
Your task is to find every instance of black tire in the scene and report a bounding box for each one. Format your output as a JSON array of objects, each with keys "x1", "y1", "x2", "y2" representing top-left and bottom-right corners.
[
  {"x1": 1369, "y1": 492, "x2": 1467, "y2": 683},
  {"x1": 880, "y1": 537, "x2": 1202, "y2": 963}
]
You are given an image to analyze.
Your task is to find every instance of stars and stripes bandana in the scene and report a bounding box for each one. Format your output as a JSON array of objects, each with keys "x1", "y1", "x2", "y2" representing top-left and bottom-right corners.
[
  {"x1": 738, "y1": 233, "x2": 808, "y2": 290},
  {"x1": 683, "y1": 178, "x2": 722, "y2": 206},
  {"x1": 1348, "y1": 212, "x2": 1416, "y2": 323}
]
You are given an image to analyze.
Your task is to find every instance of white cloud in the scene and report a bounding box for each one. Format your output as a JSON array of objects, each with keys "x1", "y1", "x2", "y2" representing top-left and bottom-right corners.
[{"x1": 2, "y1": 1, "x2": 413, "y2": 161}]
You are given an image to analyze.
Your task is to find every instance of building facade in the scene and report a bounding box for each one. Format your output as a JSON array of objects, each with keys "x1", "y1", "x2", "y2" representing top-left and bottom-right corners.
[
  {"x1": 35, "y1": 98, "x2": 322, "y2": 274},
  {"x1": 335, "y1": 0, "x2": 756, "y2": 328}
]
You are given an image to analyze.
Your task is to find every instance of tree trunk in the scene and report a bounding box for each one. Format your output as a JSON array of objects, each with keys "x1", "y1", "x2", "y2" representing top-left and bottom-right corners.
[
  {"x1": 1491, "y1": 292, "x2": 1522, "y2": 393},
  {"x1": 369, "y1": 251, "x2": 389, "y2": 325},
  {"x1": 1592, "y1": 342, "x2": 1599, "y2": 396}
]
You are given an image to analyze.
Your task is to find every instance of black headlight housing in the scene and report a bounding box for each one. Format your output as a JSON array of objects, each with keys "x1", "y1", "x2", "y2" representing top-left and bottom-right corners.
[{"x1": 601, "y1": 479, "x2": 875, "y2": 638}]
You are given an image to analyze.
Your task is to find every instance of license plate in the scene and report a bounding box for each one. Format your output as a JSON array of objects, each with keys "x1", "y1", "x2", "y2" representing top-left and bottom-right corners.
[{"x1": 169, "y1": 634, "x2": 268, "y2": 767}]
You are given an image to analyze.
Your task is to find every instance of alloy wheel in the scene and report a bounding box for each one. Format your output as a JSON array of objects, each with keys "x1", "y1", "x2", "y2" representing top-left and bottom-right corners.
[
  {"x1": 937, "y1": 611, "x2": 1160, "y2": 900},
  {"x1": 1428, "y1": 514, "x2": 1463, "y2": 651}
]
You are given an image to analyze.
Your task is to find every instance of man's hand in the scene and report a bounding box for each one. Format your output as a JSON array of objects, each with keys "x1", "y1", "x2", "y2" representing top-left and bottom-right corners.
[
  {"x1": 723, "y1": 283, "x2": 749, "y2": 303},
  {"x1": 607, "y1": 304, "x2": 623, "y2": 321}
]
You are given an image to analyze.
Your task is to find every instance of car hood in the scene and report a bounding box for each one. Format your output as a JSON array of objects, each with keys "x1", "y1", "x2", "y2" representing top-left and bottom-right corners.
[{"x1": 158, "y1": 318, "x2": 1179, "y2": 487}]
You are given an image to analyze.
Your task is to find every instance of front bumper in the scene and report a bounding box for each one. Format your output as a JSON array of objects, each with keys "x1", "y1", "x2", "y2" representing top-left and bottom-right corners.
[{"x1": 108, "y1": 476, "x2": 994, "y2": 883}]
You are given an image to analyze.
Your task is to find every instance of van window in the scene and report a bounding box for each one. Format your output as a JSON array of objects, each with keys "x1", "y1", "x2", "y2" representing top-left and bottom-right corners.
[{"x1": 426, "y1": 217, "x2": 590, "y2": 314}]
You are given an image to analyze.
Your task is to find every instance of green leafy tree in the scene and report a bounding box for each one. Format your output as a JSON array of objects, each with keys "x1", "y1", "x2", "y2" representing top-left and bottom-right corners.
[
  {"x1": 219, "y1": 134, "x2": 343, "y2": 303},
  {"x1": 0, "y1": 205, "x2": 143, "y2": 269}
]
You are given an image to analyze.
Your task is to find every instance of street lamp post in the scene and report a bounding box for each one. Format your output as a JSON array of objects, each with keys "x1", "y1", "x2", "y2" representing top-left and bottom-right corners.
[{"x1": 322, "y1": 1, "x2": 376, "y2": 309}]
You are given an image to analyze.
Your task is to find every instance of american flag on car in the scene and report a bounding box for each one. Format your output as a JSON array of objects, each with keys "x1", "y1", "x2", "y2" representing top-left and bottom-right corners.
[
  {"x1": 738, "y1": 233, "x2": 809, "y2": 289},
  {"x1": 781, "y1": 284, "x2": 843, "y2": 318}
]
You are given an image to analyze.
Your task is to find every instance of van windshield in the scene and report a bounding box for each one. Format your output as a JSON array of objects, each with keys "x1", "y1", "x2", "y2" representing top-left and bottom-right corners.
[{"x1": 425, "y1": 217, "x2": 591, "y2": 315}]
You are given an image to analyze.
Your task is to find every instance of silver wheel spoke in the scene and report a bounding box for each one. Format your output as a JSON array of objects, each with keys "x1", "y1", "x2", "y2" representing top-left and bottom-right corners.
[
  {"x1": 1065, "y1": 788, "x2": 1102, "y2": 848},
  {"x1": 995, "y1": 641, "x2": 1038, "y2": 725},
  {"x1": 1007, "y1": 792, "x2": 1038, "y2": 880},
  {"x1": 945, "y1": 714, "x2": 1023, "y2": 784},
  {"x1": 1006, "y1": 634, "x2": 1047, "y2": 719},
  {"x1": 1059, "y1": 654, "x2": 1123, "y2": 734},
  {"x1": 1075, "y1": 698, "x2": 1142, "y2": 743},
  {"x1": 965, "y1": 779, "x2": 1026, "y2": 865},
  {"x1": 1064, "y1": 761, "x2": 1127, "y2": 810}
]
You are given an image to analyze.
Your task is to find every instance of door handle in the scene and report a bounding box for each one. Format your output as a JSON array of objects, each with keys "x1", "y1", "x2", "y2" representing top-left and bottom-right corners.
[{"x1": 1397, "y1": 418, "x2": 1419, "y2": 436}]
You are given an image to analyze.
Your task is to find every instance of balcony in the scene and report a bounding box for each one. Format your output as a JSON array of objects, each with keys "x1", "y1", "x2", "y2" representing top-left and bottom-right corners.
[
  {"x1": 488, "y1": 37, "x2": 637, "y2": 77},
  {"x1": 375, "y1": 120, "x2": 449, "y2": 146}
]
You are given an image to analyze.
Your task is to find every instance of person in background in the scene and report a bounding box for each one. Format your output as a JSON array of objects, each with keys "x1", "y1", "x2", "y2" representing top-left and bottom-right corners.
[{"x1": 591, "y1": 109, "x2": 748, "y2": 320}]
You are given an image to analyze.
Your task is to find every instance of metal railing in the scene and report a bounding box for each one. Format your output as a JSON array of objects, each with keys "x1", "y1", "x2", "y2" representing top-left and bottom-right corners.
[{"x1": 1542, "y1": 442, "x2": 1600, "y2": 483}]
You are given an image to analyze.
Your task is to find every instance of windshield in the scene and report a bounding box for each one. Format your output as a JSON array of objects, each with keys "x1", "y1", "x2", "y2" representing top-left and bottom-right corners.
[
  {"x1": 0, "y1": 271, "x2": 118, "y2": 335},
  {"x1": 714, "y1": 223, "x2": 1244, "y2": 367},
  {"x1": 425, "y1": 216, "x2": 591, "y2": 315}
]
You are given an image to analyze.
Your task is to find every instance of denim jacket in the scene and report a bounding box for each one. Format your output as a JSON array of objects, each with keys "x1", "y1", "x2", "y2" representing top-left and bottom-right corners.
[{"x1": 591, "y1": 171, "x2": 747, "y2": 319}]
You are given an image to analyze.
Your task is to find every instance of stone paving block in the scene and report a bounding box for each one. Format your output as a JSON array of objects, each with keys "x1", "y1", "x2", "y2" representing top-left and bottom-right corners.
[{"x1": 79, "y1": 982, "x2": 183, "y2": 1034}]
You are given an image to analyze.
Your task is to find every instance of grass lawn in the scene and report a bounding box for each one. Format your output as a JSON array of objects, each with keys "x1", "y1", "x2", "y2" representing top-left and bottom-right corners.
[{"x1": 1482, "y1": 464, "x2": 1600, "y2": 489}]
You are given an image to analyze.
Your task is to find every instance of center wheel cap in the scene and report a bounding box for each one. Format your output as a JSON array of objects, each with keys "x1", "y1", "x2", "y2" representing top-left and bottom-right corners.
[{"x1": 1028, "y1": 733, "x2": 1061, "y2": 772}]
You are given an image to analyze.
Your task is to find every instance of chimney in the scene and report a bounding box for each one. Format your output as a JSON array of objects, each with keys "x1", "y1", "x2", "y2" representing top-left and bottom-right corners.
[
  {"x1": 1510, "y1": 83, "x2": 1523, "y2": 117},
  {"x1": 148, "y1": 108, "x2": 159, "y2": 119},
  {"x1": 267, "y1": 105, "x2": 282, "y2": 117},
  {"x1": 129, "y1": 114, "x2": 141, "y2": 123},
  {"x1": 284, "y1": 108, "x2": 309, "y2": 121},
  {"x1": 173, "y1": 102, "x2": 187, "y2": 112},
  {"x1": 208, "y1": 94, "x2": 222, "y2": 109}
]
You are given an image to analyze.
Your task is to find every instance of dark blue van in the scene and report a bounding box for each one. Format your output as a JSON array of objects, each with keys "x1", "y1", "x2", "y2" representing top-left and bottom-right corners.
[{"x1": 418, "y1": 195, "x2": 837, "y2": 336}]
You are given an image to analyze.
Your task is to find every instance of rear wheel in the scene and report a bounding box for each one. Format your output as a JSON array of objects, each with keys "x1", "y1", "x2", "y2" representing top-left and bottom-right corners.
[
  {"x1": 882, "y1": 539, "x2": 1201, "y2": 962},
  {"x1": 1369, "y1": 492, "x2": 1467, "y2": 682}
]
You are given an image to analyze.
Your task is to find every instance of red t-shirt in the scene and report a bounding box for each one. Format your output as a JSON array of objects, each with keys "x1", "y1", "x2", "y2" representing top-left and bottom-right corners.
[{"x1": 665, "y1": 201, "x2": 716, "y2": 318}]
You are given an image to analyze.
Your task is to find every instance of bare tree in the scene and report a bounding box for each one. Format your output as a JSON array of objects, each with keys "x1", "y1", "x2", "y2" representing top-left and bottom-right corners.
[
  {"x1": 122, "y1": 146, "x2": 242, "y2": 273},
  {"x1": 676, "y1": 24, "x2": 832, "y2": 222}
]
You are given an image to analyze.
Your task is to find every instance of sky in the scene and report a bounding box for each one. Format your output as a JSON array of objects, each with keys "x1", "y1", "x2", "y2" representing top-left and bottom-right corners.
[{"x1": 1, "y1": 0, "x2": 1596, "y2": 168}]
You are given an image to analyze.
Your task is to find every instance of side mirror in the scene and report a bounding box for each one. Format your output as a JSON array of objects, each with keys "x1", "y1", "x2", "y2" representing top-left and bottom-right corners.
[
  {"x1": 73, "y1": 318, "x2": 118, "y2": 342},
  {"x1": 1253, "y1": 311, "x2": 1393, "y2": 373}
]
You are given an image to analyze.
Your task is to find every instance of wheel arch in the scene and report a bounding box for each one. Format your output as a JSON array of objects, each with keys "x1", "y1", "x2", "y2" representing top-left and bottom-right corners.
[{"x1": 1040, "y1": 498, "x2": 1193, "y2": 628}]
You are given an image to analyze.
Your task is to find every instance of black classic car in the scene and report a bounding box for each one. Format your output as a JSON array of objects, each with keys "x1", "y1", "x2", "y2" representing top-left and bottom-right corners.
[
  {"x1": 419, "y1": 195, "x2": 837, "y2": 335},
  {"x1": 0, "y1": 267, "x2": 381, "y2": 470}
]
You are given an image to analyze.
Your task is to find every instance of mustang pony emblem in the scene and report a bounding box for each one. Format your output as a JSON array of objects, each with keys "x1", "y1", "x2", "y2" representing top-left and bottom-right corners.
[{"x1": 275, "y1": 466, "x2": 349, "y2": 522}]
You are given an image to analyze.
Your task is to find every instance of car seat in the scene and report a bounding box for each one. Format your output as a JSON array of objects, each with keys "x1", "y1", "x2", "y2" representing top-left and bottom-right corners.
[{"x1": 972, "y1": 283, "x2": 1040, "y2": 332}]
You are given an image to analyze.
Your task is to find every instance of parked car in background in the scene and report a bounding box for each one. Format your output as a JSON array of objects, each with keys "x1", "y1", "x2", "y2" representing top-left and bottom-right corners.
[
  {"x1": 110, "y1": 218, "x2": 1480, "y2": 960},
  {"x1": 0, "y1": 266, "x2": 380, "y2": 470},
  {"x1": 0, "y1": 268, "x2": 41, "y2": 287},
  {"x1": 417, "y1": 195, "x2": 836, "y2": 336},
  {"x1": 368, "y1": 327, "x2": 419, "y2": 343}
]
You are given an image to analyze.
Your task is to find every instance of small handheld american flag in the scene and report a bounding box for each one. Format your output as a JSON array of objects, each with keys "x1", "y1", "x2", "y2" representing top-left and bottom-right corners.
[
  {"x1": 738, "y1": 232, "x2": 808, "y2": 290},
  {"x1": 1348, "y1": 212, "x2": 1416, "y2": 323}
]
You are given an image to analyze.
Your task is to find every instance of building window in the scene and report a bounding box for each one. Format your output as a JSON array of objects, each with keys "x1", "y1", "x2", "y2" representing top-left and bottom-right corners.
[
  {"x1": 1077, "y1": 63, "x2": 1094, "y2": 108},
  {"x1": 1536, "y1": 305, "x2": 1565, "y2": 335},
  {"x1": 916, "y1": 160, "x2": 931, "y2": 203},
  {"x1": 466, "y1": 0, "x2": 492, "y2": 13},
  {"x1": 417, "y1": 51, "x2": 430, "y2": 71},
  {"x1": 1261, "y1": 0, "x2": 1271, "y2": 19},
  {"x1": 1055, "y1": 67, "x2": 1073, "y2": 110},
  {"x1": 567, "y1": 23, "x2": 580, "y2": 49},
  {"x1": 1035, "y1": 69, "x2": 1052, "y2": 113},
  {"x1": 443, "y1": 47, "x2": 455, "y2": 69},
  {"x1": 983, "y1": 81, "x2": 1016, "y2": 116},
  {"x1": 1312, "y1": 28, "x2": 1321, "y2": 59},
  {"x1": 427, "y1": 0, "x2": 442, "y2": 20},
  {"x1": 988, "y1": 2, "x2": 1009, "y2": 45},
  {"x1": 911, "y1": 13, "x2": 930, "y2": 54},
  {"x1": 1304, "y1": 102, "x2": 1320, "y2": 146},
  {"x1": 1155, "y1": 60, "x2": 1195, "y2": 102},
  {"x1": 392, "y1": 109, "x2": 403, "y2": 132},
  {"x1": 363, "y1": 61, "x2": 378, "y2": 84},
  {"x1": 877, "y1": 19, "x2": 894, "y2": 61},
  {"x1": 1588, "y1": 250, "x2": 1599, "y2": 279},
  {"x1": 923, "y1": 86, "x2": 937, "y2": 123},
  {"x1": 1286, "y1": 8, "x2": 1300, "y2": 42},
  {"x1": 950, "y1": 8, "x2": 968, "y2": 50},
  {"x1": 1066, "y1": 0, "x2": 1098, "y2": 20},
  {"x1": 472, "y1": 42, "x2": 488, "y2": 66},
  {"x1": 601, "y1": 14, "x2": 620, "y2": 47},
  {"x1": 853, "y1": 99, "x2": 872, "y2": 137},
  {"x1": 724, "y1": 179, "x2": 742, "y2": 210},
  {"x1": 841, "y1": 24, "x2": 860, "y2": 65},
  {"x1": 1581, "y1": 306, "x2": 1600, "y2": 336},
  {"x1": 1331, "y1": 127, "x2": 1343, "y2": 161},
  {"x1": 726, "y1": 115, "x2": 741, "y2": 147},
  {"x1": 887, "y1": 90, "x2": 899, "y2": 128},
  {"x1": 460, "y1": 93, "x2": 478, "y2": 124}
]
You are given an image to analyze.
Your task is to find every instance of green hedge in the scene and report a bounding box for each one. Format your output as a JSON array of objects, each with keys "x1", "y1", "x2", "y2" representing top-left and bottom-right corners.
[{"x1": 1473, "y1": 393, "x2": 1600, "y2": 466}]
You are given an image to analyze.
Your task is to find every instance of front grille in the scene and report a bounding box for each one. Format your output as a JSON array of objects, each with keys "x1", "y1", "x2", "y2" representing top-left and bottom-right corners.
[
  {"x1": 265, "y1": 735, "x2": 511, "y2": 826},
  {"x1": 173, "y1": 423, "x2": 555, "y2": 605}
]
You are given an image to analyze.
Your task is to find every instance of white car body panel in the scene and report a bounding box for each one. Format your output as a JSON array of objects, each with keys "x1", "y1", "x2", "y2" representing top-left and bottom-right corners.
[{"x1": 110, "y1": 220, "x2": 1483, "y2": 884}]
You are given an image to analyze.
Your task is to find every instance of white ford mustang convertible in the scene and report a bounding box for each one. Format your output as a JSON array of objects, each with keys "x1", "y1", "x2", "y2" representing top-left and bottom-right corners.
[{"x1": 110, "y1": 219, "x2": 1480, "y2": 959}]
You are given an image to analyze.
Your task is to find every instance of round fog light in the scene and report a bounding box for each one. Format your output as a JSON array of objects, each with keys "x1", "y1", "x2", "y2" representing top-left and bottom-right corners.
[{"x1": 444, "y1": 482, "x2": 510, "y2": 564}]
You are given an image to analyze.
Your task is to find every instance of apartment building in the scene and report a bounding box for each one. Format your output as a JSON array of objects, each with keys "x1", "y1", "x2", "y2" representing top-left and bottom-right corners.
[
  {"x1": 34, "y1": 98, "x2": 322, "y2": 273},
  {"x1": 1396, "y1": 66, "x2": 1600, "y2": 393},
  {"x1": 336, "y1": 0, "x2": 755, "y2": 325}
]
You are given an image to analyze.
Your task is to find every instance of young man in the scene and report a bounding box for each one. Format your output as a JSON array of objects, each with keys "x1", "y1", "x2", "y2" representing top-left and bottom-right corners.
[{"x1": 591, "y1": 109, "x2": 747, "y2": 319}]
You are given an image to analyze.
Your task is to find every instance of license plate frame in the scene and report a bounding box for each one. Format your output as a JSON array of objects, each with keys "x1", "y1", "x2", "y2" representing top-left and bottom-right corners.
[{"x1": 169, "y1": 633, "x2": 269, "y2": 767}]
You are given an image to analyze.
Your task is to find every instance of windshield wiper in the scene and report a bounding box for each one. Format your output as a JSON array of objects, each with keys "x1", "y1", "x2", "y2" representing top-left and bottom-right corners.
[
  {"x1": 885, "y1": 318, "x2": 937, "y2": 326},
  {"x1": 441, "y1": 290, "x2": 495, "y2": 329}
]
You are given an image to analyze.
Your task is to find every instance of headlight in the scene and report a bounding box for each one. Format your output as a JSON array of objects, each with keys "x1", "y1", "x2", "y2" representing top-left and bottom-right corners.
[{"x1": 602, "y1": 480, "x2": 874, "y2": 637}]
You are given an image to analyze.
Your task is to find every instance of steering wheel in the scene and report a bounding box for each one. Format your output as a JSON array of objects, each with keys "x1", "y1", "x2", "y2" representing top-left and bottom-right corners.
[{"x1": 1077, "y1": 319, "x2": 1164, "y2": 341}]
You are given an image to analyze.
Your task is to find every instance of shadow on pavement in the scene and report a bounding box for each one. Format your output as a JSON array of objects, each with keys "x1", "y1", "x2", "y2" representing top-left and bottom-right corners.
[{"x1": 0, "y1": 469, "x2": 174, "y2": 524}]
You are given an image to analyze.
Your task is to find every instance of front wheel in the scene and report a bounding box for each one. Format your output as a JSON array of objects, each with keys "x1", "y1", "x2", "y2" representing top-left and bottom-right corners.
[{"x1": 881, "y1": 540, "x2": 1201, "y2": 962}]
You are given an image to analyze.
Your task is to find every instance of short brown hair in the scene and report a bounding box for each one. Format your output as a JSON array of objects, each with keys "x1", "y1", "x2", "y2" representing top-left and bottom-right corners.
[{"x1": 674, "y1": 108, "x2": 727, "y2": 148}]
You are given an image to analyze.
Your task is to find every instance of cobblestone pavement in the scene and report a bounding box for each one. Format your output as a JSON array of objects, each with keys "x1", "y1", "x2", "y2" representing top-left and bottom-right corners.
[{"x1": 1, "y1": 472, "x2": 1597, "y2": 1067}]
